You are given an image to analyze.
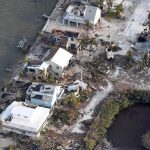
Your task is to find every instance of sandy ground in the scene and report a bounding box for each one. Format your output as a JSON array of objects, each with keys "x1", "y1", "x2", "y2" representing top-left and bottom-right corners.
[
  {"x1": 0, "y1": 137, "x2": 16, "y2": 148},
  {"x1": 71, "y1": 81, "x2": 113, "y2": 133},
  {"x1": 1, "y1": 0, "x2": 150, "y2": 149}
]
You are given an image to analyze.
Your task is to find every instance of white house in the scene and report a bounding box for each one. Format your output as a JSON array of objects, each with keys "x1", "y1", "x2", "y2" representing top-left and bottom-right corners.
[
  {"x1": 63, "y1": 5, "x2": 101, "y2": 27},
  {"x1": 0, "y1": 101, "x2": 50, "y2": 138},
  {"x1": 48, "y1": 47, "x2": 73, "y2": 76},
  {"x1": 27, "y1": 62, "x2": 49, "y2": 78},
  {"x1": 26, "y1": 82, "x2": 64, "y2": 108},
  {"x1": 27, "y1": 47, "x2": 73, "y2": 77}
]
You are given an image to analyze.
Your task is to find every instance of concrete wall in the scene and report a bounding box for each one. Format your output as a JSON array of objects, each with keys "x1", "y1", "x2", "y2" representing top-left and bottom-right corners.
[
  {"x1": 49, "y1": 61, "x2": 63, "y2": 76},
  {"x1": 66, "y1": 37, "x2": 79, "y2": 49},
  {"x1": 31, "y1": 98, "x2": 51, "y2": 108},
  {"x1": 94, "y1": 8, "x2": 101, "y2": 25}
]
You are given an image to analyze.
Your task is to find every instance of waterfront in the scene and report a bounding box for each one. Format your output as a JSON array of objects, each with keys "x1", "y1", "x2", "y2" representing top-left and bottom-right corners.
[
  {"x1": 107, "y1": 104, "x2": 150, "y2": 149},
  {"x1": 0, "y1": 0, "x2": 57, "y2": 89}
]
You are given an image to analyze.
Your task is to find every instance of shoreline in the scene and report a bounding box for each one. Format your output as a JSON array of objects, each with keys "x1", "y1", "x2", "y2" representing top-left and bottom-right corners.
[
  {"x1": 84, "y1": 89, "x2": 150, "y2": 149},
  {"x1": 0, "y1": 0, "x2": 150, "y2": 149},
  {"x1": 1, "y1": 0, "x2": 60, "y2": 92}
]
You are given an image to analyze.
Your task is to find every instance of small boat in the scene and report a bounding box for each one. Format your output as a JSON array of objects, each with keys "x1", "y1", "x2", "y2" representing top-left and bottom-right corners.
[{"x1": 17, "y1": 37, "x2": 29, "y2": 52}]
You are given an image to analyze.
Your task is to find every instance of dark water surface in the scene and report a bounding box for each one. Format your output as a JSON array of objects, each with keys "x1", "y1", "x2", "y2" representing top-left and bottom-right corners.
[
  {"x1": 0, "y1": 0, "x2": 57, "y2": 88},
  {"x1": 107, "y1": 104, "x2": 150, "y2": 150}
]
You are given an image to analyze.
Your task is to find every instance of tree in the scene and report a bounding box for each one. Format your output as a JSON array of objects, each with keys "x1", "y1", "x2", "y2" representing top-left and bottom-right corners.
[
  {"x1": 115, "y1": 3, "x2": 124, "y2": 17},
  {"x1": 84, "y1": 20, "x2": 92, "y2": 31},
  {"x1": 64, "y1": 94, "x2": 80, "y2": 109},
  {"x1": 78, "y1": 35, "x2": 97, "y2": 51},
  {"x1": 142, "y1": 52, "x2": 149, "y2": 66},
  {"x1": 126, "y1": 50, "x2": 134, "y2": 62}
]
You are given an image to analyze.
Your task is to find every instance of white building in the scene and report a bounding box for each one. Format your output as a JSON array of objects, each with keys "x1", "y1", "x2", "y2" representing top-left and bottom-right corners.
[
  {"x1": 63, "y1": 5, "x2": 101, "y2": 27},
  {"x1": 27, "y1": 47, "x2": 73, "y2": 77},
  {"x1": 0, "y1": 101, "x2": 50, "y2": 138},
  {"x1": 26, "y1": 82, "x2": 64, "y2": 108},
  {"x1": 48, "y1": 47, "x2": 73, "y2": 76},
  {"x1": 27, "y1": 62, "x2": 49, "y2": 78}
]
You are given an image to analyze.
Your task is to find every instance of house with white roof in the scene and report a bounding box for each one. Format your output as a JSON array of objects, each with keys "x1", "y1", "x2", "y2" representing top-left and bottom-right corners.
[
  {"x1": 0, "y1": 101, "x2": 50, "y2": 138},
  {"x1": 27, "y1": 47, "x2": 73, "y2": 77},
  {"x1": 26, "y1": 82, "x2": 64, "y2": 108},
  {"x1": 63, "y1": 5, "x2": 101, "y2": 27},
  {"x1": 48, "y1": 47, "x2": 73, "y2": 76}
]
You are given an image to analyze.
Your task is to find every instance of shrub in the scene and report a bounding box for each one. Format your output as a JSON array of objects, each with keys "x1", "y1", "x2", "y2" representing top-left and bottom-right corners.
[
  {"x1": 84, "y1": 138, "x2": 97, "y2": 150},
  {"x1": 52, "y1": 109, "x2": 70, "y2": 124},
  {"x1": 79, "y1": 90, "x2": 90, "y2": 102},
  {"x1": 64, "y1": 94, "x2": 80, "y2": 109},
  {"x1": 47, "y1": 74, "x2": 56, "y2": 84},
  {"x1": 9, "y1": 145, "x2": 15, "y2": 150}
]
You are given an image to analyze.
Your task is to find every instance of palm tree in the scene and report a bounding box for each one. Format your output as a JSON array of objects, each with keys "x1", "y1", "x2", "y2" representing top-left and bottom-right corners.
[
  {"x1": 139, "y1": 61, "x2": 144, "y2": 71},
  {"x1": 78, "y1": 36, "x2": 97, "y2": 51},
  {"x1": 95, "y1": 0, "x2": 113, "y2": 10},
  {"x1": 142, "y1": 52, "x2": 148, "y2": 66},
  {"x1": 115, "y1": 1, "x2": 124, "y2": 17},
  {"x1": 88, "y1": 37, "x2": 97, "y2": 50},
  {"x1": 126, "y1": 50, "x2": 134, "y2": 62}
]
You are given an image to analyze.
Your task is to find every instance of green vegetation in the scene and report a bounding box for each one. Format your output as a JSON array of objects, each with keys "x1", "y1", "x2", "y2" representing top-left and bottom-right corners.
[
  {"x1": 52, "y1": 109, "x2": 70, "y2": 124},
  {"x1": 84, "y1": 20, "x2": 92, "y2": 31},
  {"x1": 52, "y1": 90, "x2": 92, "y2": 125},
  {"x1": 95, "y1": 0, "x2": 113, "y2": 10},
  {"x1": 9, "y1": 145, "x2": 15, "y2": 150},
  {"x1": 64, "y1": 93, "x2": 80, "y2": 109},
  {"x1": 84, "y1": 99, "x2": 129, "y2": 150},
  {"x1": 84, "y1": 89, "x2": 150, "y2": 150},
  {"x1": 47, "y1": 74, "x2": 57, "y2": 84},
  {"x1": 106, "y1": 1, "x2": 124, "y2": 18}
]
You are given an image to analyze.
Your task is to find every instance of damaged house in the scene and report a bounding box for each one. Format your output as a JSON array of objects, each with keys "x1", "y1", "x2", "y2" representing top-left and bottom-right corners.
[
  {"x1": 27, "y1": 47, "x2": 73, "y2": 77},
  {"x1": 26, "y1": 82, "x2": 64, "y2": 109},
  {"x1": 0, "y1": 101, "x2": 50, "y2": 138},
  {"x1": 63, "y1": 5, "x2": 101, "y2": 27},
  {"x1": 42, "y1": 29, "x2": 80, "y2": 55}
]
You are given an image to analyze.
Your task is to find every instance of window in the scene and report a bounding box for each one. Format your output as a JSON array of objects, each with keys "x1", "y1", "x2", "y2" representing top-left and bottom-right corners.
[
  {"x1": 29, "y1": 68, "x2": 35, "y2": 73},
  {"x1": 71, "y1": 37, "x2": 74, "y2": 41},
  {"x1": 56, "y1": 66, "x2": 59, "y2": 69}
]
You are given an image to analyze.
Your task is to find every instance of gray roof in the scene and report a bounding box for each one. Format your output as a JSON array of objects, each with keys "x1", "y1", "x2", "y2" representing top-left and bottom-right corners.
[{"x1": 84, "y1": 5, "x2": 100, "y2": 24}]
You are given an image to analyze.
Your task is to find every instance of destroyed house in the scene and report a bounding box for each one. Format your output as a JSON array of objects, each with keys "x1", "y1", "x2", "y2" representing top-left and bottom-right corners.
[
  {"x1": 42, "y1": 29, "x2": 80, "y2": 55},
  {"x1": 26, "y1": 82, "x2": 64, "y2": 108},
  {"x1": 0, "y1": 101, "x2": 50, "y2": 138}
]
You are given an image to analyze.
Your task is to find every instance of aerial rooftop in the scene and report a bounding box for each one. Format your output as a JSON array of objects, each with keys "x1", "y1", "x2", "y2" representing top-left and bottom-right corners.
[
  {"x1": 63, "y1": 5, "x2": 101, "y2": 26},
  {"x1": 51, "y1": 47, "x2": 73, "y2": 68},
  {"x1": 0, "y1": 101, "x2": 50, "y2": 137},
  {"x1": 26, "y1": 82, "x2": 59, "y2": 96}
]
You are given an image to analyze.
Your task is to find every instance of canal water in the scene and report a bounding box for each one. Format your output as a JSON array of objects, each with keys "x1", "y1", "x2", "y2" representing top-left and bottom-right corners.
[
  {"x1": 107, "y1": 104, "x2": 150, "y2": 150},
  {"x1": 0, "y1": 0, "x2": 58, "y2": 89}
]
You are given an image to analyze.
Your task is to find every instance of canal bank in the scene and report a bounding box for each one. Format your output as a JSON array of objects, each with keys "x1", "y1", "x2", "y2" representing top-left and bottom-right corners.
[
  {"x1": 107, "y1": 104, "x2": 150, "y2": 150},
  {"x1": 0, "y1": 0, "x2": 58, "y2": 89},
  {"x1": 84, "y1": 89, "x2": 150, "y2": 150}
]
